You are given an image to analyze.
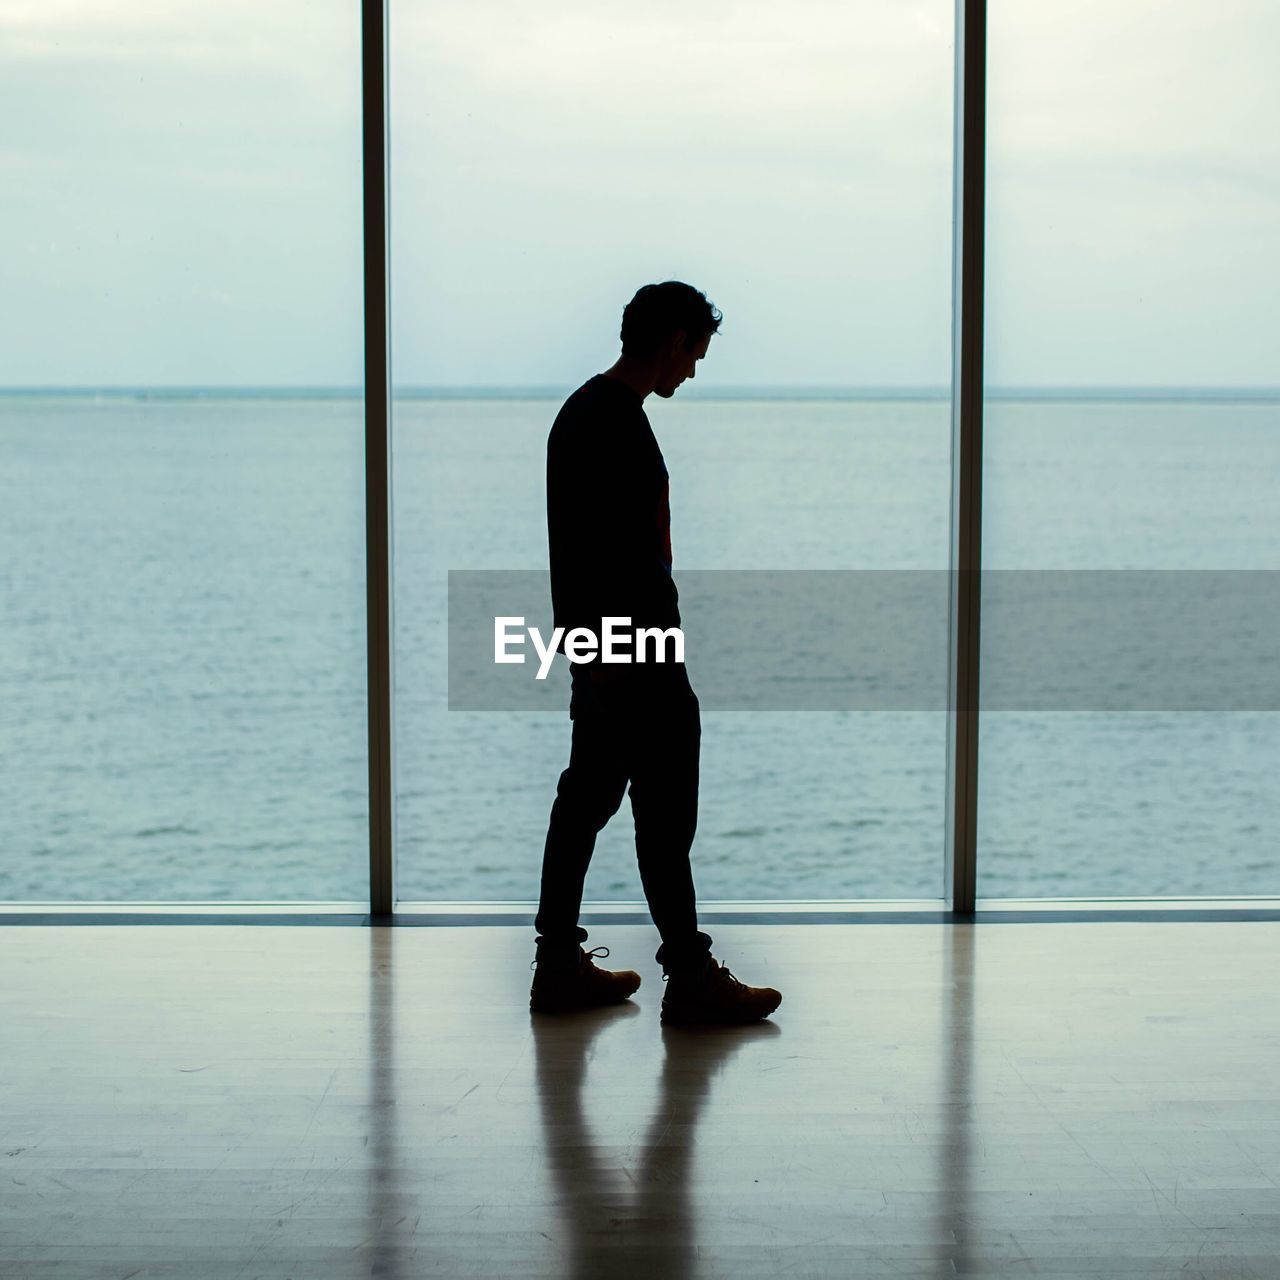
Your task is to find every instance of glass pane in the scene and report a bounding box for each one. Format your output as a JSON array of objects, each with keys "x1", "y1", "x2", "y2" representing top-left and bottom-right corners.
[
  {"x1": 980, "y1": 1, "x2": 1280, "y2": 897},
  {"x1": 0, "y1": 3, "x2": 367, "y2": 900},
  {"x1": 392, "y1": 1, "x2": 955, "y2": 903}
]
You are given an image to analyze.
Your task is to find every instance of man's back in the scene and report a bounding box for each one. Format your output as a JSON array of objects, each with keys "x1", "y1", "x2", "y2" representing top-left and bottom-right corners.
[{"x1": 546, "y1": 373, "x2": 680, "y2": 645}]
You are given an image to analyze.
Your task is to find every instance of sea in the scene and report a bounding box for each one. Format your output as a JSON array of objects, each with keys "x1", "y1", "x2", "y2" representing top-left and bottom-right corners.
[{"x1": 2, "y1": 390, "x2": 1277, "y2": 903}]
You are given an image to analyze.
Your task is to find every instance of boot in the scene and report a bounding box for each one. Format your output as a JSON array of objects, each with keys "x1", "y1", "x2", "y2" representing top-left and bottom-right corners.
[
  {"x1": 529, "y1": 944, "x2": 642, "y2": 1014},
  {"x1": 661, "y1": 955, "x2": 781, "y2": 1026}
]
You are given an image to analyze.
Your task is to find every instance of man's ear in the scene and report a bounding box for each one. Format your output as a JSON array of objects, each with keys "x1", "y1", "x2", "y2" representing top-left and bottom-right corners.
[{"x1": 669, "y1": 330, "x2": 688, "y2": 357}]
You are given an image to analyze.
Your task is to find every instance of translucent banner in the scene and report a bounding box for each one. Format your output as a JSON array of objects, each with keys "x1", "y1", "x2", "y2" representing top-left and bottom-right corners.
[{"x1": 448, "y1": 570, "x2": 1280, "y2": 711}]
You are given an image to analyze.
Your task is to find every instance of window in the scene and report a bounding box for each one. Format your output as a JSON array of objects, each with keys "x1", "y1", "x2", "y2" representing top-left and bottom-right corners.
[
  {"x1": 0, "y1": 1, "x2": 367, "y2": 900},
  {"x1": 979, "y1": 0, "x2": 1280, "y2": 897}
]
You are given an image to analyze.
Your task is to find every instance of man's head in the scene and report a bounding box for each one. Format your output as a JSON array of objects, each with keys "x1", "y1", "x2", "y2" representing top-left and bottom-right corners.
[{"x1": 619, "y1": 281, "x2": 721, "y2": 398}]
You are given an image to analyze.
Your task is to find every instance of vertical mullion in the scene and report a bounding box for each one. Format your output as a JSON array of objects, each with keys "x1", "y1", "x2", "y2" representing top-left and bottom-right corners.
[
  {"x1": 363, "y1": 0, "x2": 394, "y2": 916},
  {"x1": 946, "y1": 0, "x2": 986, "y2": 915}
]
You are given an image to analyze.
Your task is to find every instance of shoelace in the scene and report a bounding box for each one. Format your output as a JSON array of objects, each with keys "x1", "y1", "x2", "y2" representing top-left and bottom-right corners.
[
  {"x1": 580, "y1": 946, "x2": 615, "y2": 976},
  {"x1": 662, "y1": 959, "x2": 739, "y2": 987},
  {"x1": 531, "y1": 944, "x2": 609, "y2": 972}
]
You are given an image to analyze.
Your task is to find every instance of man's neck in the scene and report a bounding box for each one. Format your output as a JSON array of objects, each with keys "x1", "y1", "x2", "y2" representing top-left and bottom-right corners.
[{"x1": 600, "y1": 355, "x2": 658, "y2": 401}]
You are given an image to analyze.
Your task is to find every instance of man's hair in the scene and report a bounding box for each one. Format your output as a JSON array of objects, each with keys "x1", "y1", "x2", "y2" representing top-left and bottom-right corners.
[{"x1": 619, "y1": 281, "x2": 722, "y2": 357}]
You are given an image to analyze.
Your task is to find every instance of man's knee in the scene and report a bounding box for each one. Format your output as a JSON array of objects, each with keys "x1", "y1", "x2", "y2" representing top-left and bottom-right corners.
[
  {"x1": 629, "y1": 774, "x2": 698, "y2": 835},
  {"x1": 554, "y1": 766, "x2": 627, "y2": 830}
]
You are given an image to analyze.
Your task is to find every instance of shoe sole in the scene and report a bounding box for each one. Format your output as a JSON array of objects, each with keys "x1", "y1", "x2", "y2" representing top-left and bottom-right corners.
[
  {"x1": 529, "y1": 983, "x2": 642, "y2": 1014},
  {"x1": 659, "y1": 994, "x2": 782, "y2": 1026}
]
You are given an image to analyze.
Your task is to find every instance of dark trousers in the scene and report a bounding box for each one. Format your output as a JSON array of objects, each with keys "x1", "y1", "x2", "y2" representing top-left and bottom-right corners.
[{"x1": 535, "y1": 663, "x2": 712, "y2": 970}]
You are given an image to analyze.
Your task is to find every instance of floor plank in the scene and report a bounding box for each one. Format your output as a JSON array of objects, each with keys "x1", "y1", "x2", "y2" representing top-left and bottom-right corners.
[{"x1": 1, "y1": 921, "x2": 1278, "y2": 1277}]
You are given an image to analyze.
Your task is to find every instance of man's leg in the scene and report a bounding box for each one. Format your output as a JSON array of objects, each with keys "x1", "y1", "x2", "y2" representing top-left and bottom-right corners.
[
  {"x1": 627, "y1": 666, "x2": 713, "y2": 970},
  {"x1": 534, "y1": 674, "x2": 629, "y2": 950}
]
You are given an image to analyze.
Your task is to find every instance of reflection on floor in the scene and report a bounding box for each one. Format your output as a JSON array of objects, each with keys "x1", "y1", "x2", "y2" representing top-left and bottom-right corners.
[{"x1": 2, "y1": 921, "x2": 1278, "y2": 1277}]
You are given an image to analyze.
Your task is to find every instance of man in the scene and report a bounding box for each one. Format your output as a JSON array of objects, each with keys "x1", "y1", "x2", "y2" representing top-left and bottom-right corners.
[{"x1": 529, "y1": 281, "x2": 781, "y2": 1025}]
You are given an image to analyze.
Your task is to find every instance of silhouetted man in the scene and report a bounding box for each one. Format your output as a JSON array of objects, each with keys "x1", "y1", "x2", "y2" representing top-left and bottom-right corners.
[{"x1": 529, "y1": 281, "x2": 781, "y2": 1025}]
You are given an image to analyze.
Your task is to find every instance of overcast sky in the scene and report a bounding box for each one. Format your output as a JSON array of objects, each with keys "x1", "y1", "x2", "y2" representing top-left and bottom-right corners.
[{"x1": 1, "y1": 0, "x2": 1276, "y2": 388}]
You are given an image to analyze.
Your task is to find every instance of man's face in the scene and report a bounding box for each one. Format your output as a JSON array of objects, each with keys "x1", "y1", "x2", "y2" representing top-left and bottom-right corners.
[{"x1": 654, "y1": 331, "x2": 711, "y2": 398}]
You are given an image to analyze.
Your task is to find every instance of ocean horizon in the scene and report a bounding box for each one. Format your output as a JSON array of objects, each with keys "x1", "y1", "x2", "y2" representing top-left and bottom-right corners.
[
  {"x1": 2, "y1": 390, "x2": 1277, "y2": 903},
  {"x1": 3, "y1": 385, "x2": 1280, "y2": 403}
]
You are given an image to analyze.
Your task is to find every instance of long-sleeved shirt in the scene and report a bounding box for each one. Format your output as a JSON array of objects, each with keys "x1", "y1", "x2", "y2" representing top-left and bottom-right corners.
[{"x1": 546, "y1": 374, "x2": 680, "y2": 652}]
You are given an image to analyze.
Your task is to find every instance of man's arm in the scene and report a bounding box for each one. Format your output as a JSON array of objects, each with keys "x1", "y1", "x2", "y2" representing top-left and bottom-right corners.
[{"x1": 547, "y1": 419, "x2": 678, "y2": 641}]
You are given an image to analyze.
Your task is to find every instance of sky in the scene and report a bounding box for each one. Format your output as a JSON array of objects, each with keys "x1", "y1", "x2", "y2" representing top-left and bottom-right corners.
[{"x1": 1, "y1": 0, "x2": 1276, "y2": 389}]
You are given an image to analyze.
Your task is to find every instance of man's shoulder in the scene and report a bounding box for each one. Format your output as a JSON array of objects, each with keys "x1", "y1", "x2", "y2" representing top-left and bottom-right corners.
[
  {"x1": 558, "y1": 373, "x2": 637, "y2": 413},
  {"x1": 549, "y1": 375, "x2": 642, "y2": 447}
]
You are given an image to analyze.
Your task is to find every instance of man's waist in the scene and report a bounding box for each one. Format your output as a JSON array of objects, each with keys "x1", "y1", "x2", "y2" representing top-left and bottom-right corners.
[{"x1": 552, "y1": 609, "x2": 682, "y2": 641}]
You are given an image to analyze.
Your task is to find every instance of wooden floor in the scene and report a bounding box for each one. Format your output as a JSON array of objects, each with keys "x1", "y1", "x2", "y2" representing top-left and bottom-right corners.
[{"x1": 2, "y1": 921, "x2": 1279, "y2": 1278}]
